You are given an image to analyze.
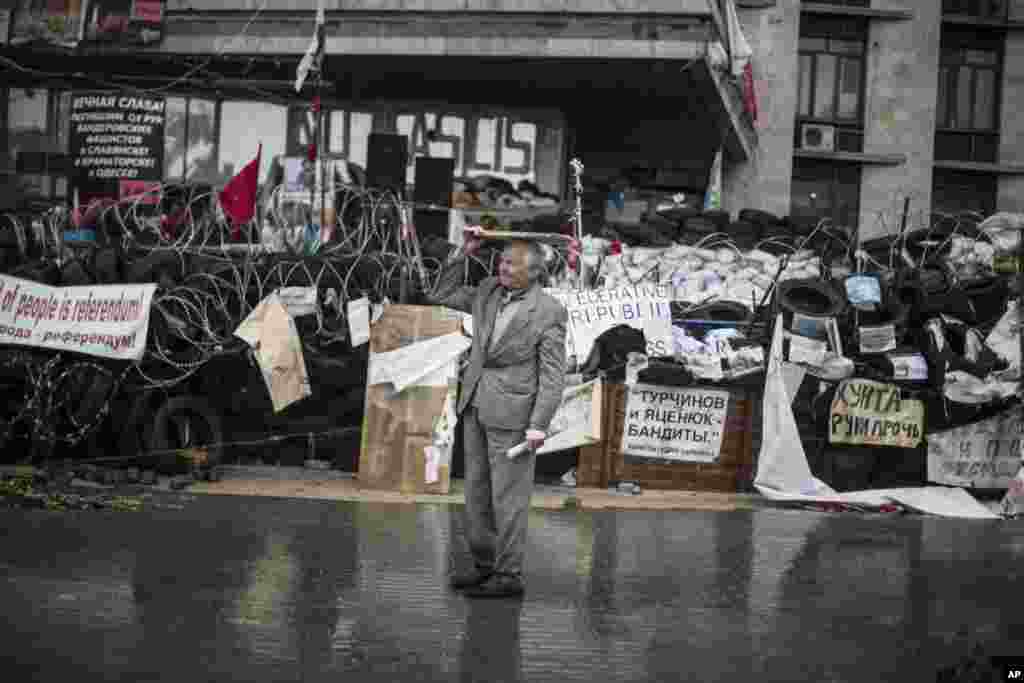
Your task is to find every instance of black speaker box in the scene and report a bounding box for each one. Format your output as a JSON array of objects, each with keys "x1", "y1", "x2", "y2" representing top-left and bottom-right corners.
[
  {"x1": 16, "y1": 151, "x2": 48, "y2": 174},
  {"x1": 366, "y1": 133, "x2": 409, "y2": 193},
  {"x1": 414, "y1": 210, "x2": 449, "y2": 242},
  {"x1": 414, "y1": 156, "x2": 455, "y2": 208}
]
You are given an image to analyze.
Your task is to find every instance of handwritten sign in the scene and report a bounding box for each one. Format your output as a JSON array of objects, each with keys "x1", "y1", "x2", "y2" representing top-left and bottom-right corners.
[
  {"x1": 927, "y1": 406, "x2": 1024, "y2": 489},
  {"x1": 547, "y1": 285, "x2": 673, "y2": 362},
  {"x1": 621, "y1": 384, "x2": 729, "y2": 463},
  {"x1": 829, "y1": 378, "x2": 924, "y2": 448},
  {"x1": 0, "y1": 275, "x2": 156, "y2": 361}
]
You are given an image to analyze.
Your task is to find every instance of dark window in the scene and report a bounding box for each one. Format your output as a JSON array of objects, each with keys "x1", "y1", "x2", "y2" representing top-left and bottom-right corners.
[
  {"x1": 942, "y1": 0, "x2": 1008, "y2": 21},
  {"x1": 790, "y1": 158, "x2": 861, "y2": 234},
  {"x1": 932, "y1": 169, "x2": 998, "y2": 217},
  {"x1": 795, "y1": 16, "x2": 867, "y2": 153},
  {"x1": 935, "y1": 28, "x2": 1002, "y2": 162}
]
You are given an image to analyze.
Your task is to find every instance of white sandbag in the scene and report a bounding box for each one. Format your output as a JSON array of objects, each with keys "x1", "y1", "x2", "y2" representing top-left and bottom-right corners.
[
  {"x1": 716, "y1": 248, "x2": 737, "y2": 264},
  {"x1": 695, "y1": 247, "x2": 719, "y2": 261},
  {"x1": 746, "y1": 249, "x2": 777, "y2": 266}
]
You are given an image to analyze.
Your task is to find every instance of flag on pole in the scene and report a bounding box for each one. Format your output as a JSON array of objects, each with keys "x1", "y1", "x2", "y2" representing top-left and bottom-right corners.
[
  {"x1": 219, "y1": 144, "x2": 262, "y2": 238},
  {"x1": 703, "y1": 147, "x2": 722, "y2": 212},
  {"x1": 294, "y1": 0, "x2": 326, "y2": 92}
]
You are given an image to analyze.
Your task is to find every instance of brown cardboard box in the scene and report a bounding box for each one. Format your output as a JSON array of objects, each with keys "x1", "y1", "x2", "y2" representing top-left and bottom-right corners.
[{"x1": 358, "y1": 305, "x2": 463, "y2": 494}]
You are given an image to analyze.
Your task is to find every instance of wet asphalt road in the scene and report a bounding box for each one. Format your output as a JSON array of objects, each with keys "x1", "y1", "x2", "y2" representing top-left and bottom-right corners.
[{"x1": 0, "y1": 493, "x2": 1022, "y2": 682}]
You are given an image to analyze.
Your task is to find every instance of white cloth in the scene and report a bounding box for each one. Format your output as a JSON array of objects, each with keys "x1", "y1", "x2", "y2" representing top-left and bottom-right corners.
[
  {"x1": 754, "y1": 315, "x2": 835, "y2": 499},
  {"x1": 724, "y1": 0, "x2": 753, "y2": 77},
  {"x1": 234, "y1": 292, "x2": 312, "y2": 412}
]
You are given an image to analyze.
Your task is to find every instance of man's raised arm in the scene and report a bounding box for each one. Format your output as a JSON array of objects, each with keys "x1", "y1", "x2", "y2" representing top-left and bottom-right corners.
[{"x1": 427, "y1": 230, "x2": 482, "y2": 314}]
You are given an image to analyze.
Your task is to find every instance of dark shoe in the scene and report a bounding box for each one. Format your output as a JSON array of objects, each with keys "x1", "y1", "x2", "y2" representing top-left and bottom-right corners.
[
  {"x1": 463, "y1": 574, "x2": 524, "y2": 599},
  {"x1": 449, "y1": 569, "x2": 493, "y2": 590}
]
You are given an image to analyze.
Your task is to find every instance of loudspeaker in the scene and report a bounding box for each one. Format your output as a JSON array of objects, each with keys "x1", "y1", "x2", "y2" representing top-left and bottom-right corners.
[
  {"x1": 366, "y1": 133, "x2": 409, "y2": 193},
  {"x1": 413, "y1": 210, "x2": 449, "y2": 242},
  {"x1": 414, "y1": 156, "x2": 455, "y2": 208},
  {"x1": 16, "y1": 151, "x2": 48, "y2": 174}
]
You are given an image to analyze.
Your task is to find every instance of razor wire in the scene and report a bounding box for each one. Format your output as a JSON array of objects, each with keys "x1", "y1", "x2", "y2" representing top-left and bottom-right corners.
[{"x1": 0, "y1": 179, "x2": 580, "y2": 452}]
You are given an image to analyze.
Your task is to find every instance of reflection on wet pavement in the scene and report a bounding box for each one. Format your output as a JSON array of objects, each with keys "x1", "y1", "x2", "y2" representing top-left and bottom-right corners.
[{"x1": 0, "y1": 496, "x2": 1022, "y2": 682}]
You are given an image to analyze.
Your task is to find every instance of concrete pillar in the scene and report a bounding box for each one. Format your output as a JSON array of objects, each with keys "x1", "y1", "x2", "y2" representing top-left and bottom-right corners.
[
  {"x1": 857, "y1": 0, "x2": 942, "y2": 240},
  {"x1": 721, "y1": 0, "x2": 800, "y2": 221},
  {"x1": 998, "y1": 31, "x2": 1024, "y2": 213}
]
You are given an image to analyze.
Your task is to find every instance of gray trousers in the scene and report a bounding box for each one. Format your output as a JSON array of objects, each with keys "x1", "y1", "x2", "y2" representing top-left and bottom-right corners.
[{"x1": 462, "y1": 407, "x2": 537, "y2": 578}]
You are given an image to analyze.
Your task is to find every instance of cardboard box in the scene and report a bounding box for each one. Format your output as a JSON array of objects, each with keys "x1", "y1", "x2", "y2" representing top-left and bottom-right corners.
[{"x1": 358, "y1": 305, "x2": 463, "y2": 494}]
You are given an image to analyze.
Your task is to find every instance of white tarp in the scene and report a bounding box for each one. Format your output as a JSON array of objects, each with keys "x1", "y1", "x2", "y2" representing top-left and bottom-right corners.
[
  {"x1": 0, "y1": 274, "x2": 156, "y2": 361},
  {"x1": 754, "y1": 315, "x2": 999, "y2": 519},
  {"x1": 367, "y1": 331, "x2": 471, "y2": 393}
]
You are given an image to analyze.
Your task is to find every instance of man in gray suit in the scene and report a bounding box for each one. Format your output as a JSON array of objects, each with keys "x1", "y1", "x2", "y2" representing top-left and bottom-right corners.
[{"x1": 430, "y1": 230, "x2": 567, "y2": 598}]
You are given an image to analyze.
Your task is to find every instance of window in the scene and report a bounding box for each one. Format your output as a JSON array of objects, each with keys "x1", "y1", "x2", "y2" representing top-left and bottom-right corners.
[
  {"x1": 164, "y1": 96, "x2": 219, "y2": 182},
  {"x1": 3, "y1": 88, "x2": 70, "y2": 199},
  {"x1": 942, "y1": 0, "x2": 1008, "y2": 21},
  {"x1": 219, "y1": 101, "x2": 286, "y2": 183},
  {"x1": 935, "y1": 28, "x2": 1002, "y2": 163},
  {"x1": 795, "y1": 16, "x2": 867, "y2": 153},
  {"x1": 790, "y1": 158, "x2": 861, "y2": 233},
  {"x1": 932, "y1": 169, "x2": 998, "y2": 217}
]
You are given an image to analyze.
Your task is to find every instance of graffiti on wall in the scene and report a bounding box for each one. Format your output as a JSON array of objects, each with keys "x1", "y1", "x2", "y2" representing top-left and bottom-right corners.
[{"x1": 291, "y1": 106, "x2": 563, "y2": 189}]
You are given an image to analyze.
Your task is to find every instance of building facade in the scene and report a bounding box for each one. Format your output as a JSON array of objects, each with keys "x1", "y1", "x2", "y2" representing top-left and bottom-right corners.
[{"x1": 2, "y1": 0, "x2": 1023, "y2": 240}]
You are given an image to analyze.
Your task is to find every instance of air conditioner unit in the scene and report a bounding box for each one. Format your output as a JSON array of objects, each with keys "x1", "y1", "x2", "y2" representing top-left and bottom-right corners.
[{"x1": 800, "y1": 123, "x2": 836, "y2": 152}]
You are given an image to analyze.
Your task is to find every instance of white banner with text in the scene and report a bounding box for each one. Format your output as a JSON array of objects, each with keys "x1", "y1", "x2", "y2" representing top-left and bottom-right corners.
[
  {"x1": 547, "y1": 285, "x2": 673, "y2": 363},
  {"x1": 0, "y1": 275, "x2": 156, "y2": 361}
]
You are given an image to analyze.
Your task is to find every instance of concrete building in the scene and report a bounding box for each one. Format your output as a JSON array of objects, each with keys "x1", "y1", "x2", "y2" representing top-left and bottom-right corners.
[{"x1": 2, "y1": 0, "x2": 1024, "y2": 240}]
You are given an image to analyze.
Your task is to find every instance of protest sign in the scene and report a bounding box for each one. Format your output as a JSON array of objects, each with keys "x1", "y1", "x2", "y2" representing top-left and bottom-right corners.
[
  {"x1": 69, "y1": 93, "x2": 165, "y2": 198},
  {"x1": 546, "y1": 285, "x2": 672, "y2": 362},
  {"x1": 829, "y1": 378, "x2": 924, "y2": 448},
  {"x1": 536, "y1": 378, "x2": 603, "y2": 455},
  {"x1": 0, "y1": 275, "x2": 156, "y2": 361},
  {"x1": 621, "y1": 383, "x2": 729, "y2": 463},
  {"x1": 927, "y1": 406, "x2": 1024, "y2": 489}
]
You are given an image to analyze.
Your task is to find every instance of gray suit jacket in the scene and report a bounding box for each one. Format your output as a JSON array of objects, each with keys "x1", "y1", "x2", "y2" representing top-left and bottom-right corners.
[{"x1": 430, "y1": 256, "x2": 567, "y2": 433}]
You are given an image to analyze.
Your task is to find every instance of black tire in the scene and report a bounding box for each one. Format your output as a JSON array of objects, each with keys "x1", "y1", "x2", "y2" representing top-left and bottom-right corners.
[
  {"x1": 115, "y1": 393, "x2": 160, "y2": 465},
  {"x1": 738, "y1": 208, "x2": 779, "y2": 227},
  {"x1": 147, "y1": 396, "x2": 224, "y2": 473}
]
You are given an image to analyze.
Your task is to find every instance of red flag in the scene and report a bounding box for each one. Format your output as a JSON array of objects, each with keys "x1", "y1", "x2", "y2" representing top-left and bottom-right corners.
[
  {"x1": 219, "y1": 144, "x2": 262, "y2": 238},
  {"x1": 743, "y1": 62, "x2": 758, "y2": 125}
]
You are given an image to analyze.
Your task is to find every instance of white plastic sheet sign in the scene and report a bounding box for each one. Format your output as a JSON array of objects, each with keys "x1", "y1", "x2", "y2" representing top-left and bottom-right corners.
[
  {"x1": 347, "y1": 297, "x2": 370, "y2": 347},
  {"x1": 927, "y1": 405, "x2": 1024, "y2": 489},
  {"x1": 0, "y1": 275, "x2": 156, "y2": 361},
  {"x1": 621, "y1": 383, "x2": 729, "y2": 463}
]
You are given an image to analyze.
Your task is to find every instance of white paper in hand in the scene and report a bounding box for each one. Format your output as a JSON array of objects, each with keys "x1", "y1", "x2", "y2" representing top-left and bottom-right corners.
[{"x1": 347, "y1": 297, "x2": 371, "y2": 347}]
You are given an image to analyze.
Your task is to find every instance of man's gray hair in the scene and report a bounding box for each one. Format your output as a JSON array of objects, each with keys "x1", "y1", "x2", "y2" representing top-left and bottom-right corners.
[{"x1": 509, "y1": 239, "x2": 548, "y2": 283}]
